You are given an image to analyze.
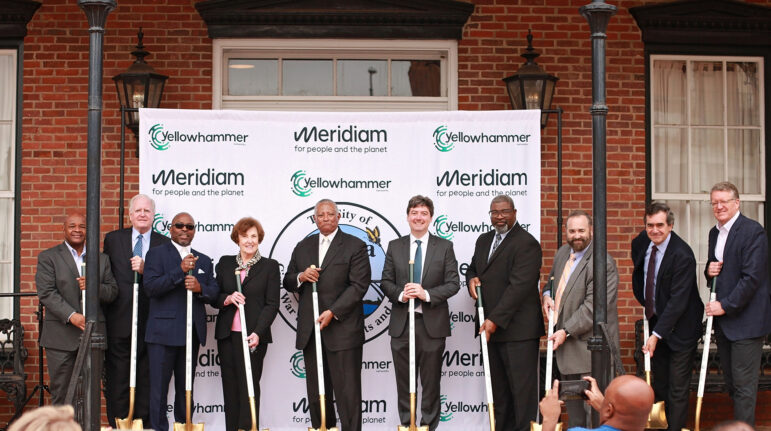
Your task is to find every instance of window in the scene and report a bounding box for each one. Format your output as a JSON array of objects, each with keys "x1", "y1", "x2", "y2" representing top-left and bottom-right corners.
[
  {"x1": 650, "y1": 55, "x2": 765, "y2": 262},
  {"x1": 0, "y1": 50, "x2": 16, "y2": 319},
  {"x1": 213, "y1": 39, "x2": 457, "y2": 112}
]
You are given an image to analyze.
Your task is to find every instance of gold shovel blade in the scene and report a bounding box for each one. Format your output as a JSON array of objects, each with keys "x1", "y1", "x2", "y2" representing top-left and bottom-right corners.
[
  {"x1": 397, "y1": 426, "x2": 428, "y2": 431},
  {"x1": 115, "y1": 418, "x2": 144, "y2": 430},
  {"x1": 173, "y1": 423, "x2": 204, "y2": 431},
  {"x1": 307, "y1": 427, "x2": 338, "y2": 431},
  {"x1": 645, "y1": 400, "x2": 668, "y2": 429},
  {"x1": 530, "y1": 421, "x2": 563, "y2": 431}
]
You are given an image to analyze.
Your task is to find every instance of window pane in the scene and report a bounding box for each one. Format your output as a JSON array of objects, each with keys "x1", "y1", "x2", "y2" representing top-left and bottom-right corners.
[
  {"x1": 0, "y1": 199, "x2": 10, "y2": 259},
  {"x1": 691, "y1": 62, "x2": 723, "y2": 126},
  {"x1": 0, "y1": 124, "x2": 11, "y2": 191},
  {"x1": 740, "y1": 202, "x2": 762, "y2": 227},
  {"x1": 337, "y1": 60, "x2": 386, "y2": 96},
  {"x1": 0, "y1": 264, "x2": 10, "y2": 319},
  {"x1": 283, "y1": 60, "x2": 333, "y2": 96},
  {"x1": 392, "y1": 60, "x2": 440, "y2": 97},
  {"x1": 653, "y1": 127, "x2": 688, "y2": 193},
  {"x1": 663, "y1": 200, "x2": 689, "y2": 244},
  {"x1": 727, "y1": 129, "x2": 761, "y2": 194},
  {"x1": 691, "y1": 128, "x2": 724, "y2": 194},
  {"x1": 0, "y1": 53, "x2": 13, "y2": 120},
  {"x1": 227, "y1": 59, "x2": 278, "y2": 96},
  {"x1": 652, "y1": 60, "x2": 686, "y2": 125},
  {"x1": 691, "y1": 200, "x2": 715, "y2": 263},
  {"x1": 726, "y1": 62, "x2": 760, "y2": 126}
]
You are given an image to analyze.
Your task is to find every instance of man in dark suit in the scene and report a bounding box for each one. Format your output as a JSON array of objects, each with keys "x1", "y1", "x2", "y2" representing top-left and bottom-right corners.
[
  {"x1": 283, "y1": 199, "x2": 371, "y2": 431},
  {"x1": 143, "y1": 212, "x2": 218, "y2": 431},
  {"x1": 705, "y1": 182, "x2": 771, "y2": 425},
  {"x1": 631, "y1": 202, "x2": 703, "y2": 431},
  {"x1": 35, "y1": 212, "x2": 118, "y2": 405},
  {"x1": 103, "y1": 194, "x2": 170, "y2": 427},
  {"x1": 541, "y1": 210, "x2": 620, "y2": 428},
  {"x1": 381, "y1": 195, "x2": 459, "y2": 431},
  {"x1": 467, "y1": 195, "x2": 544, "y2": 431}
]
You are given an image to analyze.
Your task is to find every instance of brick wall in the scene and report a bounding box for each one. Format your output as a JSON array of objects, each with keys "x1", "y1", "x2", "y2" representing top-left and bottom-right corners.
[{"x1": 7, "y1": 0, "x2": 769, "y2": 427}]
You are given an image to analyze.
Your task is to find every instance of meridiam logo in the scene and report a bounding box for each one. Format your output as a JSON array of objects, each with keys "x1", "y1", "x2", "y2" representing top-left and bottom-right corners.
[
  {"x1": 433, "y1": 215, "x2": 494, "y2": 241},
  {"x1": 151, "y1": 169, "x2": 244, "y2": 186},
  {"x1": 149, "y1": 124, "x2": 169, "y2": 151},
  {"x1": 436, "y1": 169, "x2": 527, "y2": 187},
  {"x1": 290, "y1": 170, "x2": 391, "y2": 197},
  {"x1": 290, "y1": 351, "x2": 305, "y2": 378},
  {"x1": 293, "y1": 125, "x2": 387, "y2": 143}
]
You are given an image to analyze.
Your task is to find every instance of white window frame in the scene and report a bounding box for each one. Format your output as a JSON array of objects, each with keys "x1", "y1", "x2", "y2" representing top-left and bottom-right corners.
[
  {"x1": 212, "y1": 39, "x2": 458, "y2": 112},
  {"x1": 0, "y1": 49, "x2": 17, "y2": 320}
]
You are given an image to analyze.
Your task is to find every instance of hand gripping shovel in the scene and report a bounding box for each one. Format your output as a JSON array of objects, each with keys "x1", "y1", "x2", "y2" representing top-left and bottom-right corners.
[
  {"x1": 116, "y1": 271, "x2": 144, "y2": 429},
  {"x1": 398, "y1": 261, "x2": 428, "y2": 431},
  {"x1": 643, "y1": 314, "x2": 667, "y2": 429},
  {"x1": 234, "y1": 270, "x2": 269, "y2": 431},
  {"x1": 692, "y1": 277, "x2": 717, "y2": 431},
  {"x1": 531, "y1": 277, "x2": 562, "y2": 431},
  {"x1": 174, "y1": 269, "x2": 204, "y2": 431},
  {"x1": 475, "y1": 284, "x2": 495, "y2": 431},
  {"x1": 309, "y1": 265, "x2": 338, "y2": 431}
]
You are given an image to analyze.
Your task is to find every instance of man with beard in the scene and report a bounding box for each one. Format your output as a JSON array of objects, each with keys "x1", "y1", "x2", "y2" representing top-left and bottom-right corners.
[
  {"x1": 143, "y1": 212, "x2": 219, "y2": 431},
  {"x1": 541, "y1": 210, "x2": 620, "y2": 428},
  {"x1": 467, "y1": 195, "x2": 544, "y2": 431}
]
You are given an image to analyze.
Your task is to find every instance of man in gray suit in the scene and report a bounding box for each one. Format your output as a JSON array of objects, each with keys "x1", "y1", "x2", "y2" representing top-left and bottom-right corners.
[
  {"x1": 541, "y1": 210, "x2": 619, "y2": 428},
  {"x1": 382, "y1": 195, "x2": 460, "y2": 431},
  {"x1": 35, "y1": 212, "x2": 118, "y2": 405}
]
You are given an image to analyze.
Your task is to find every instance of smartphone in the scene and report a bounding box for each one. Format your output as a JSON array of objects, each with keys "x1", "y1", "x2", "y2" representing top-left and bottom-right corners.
[{"x1": 558, "y1": 379, "x2": 590, "y2": 401}]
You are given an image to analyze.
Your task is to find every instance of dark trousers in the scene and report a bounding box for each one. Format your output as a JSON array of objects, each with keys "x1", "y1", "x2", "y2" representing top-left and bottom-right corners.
[
  {"x1": 715, "y1": 327, "x2": 764, "y2": 425},
  {"x1": 488, "y1": 338, "x2": 539, "y2": 431},
  {"x1": 146, "y1": 335, "x2": 200, "y2": 431},
  {"x1": 218, "y1": 332, "x2": 268, "y2": 431},
  {"x1": 390, "y1": 315, "x2": 445, "y2": 431},
  {"x1": 650, "y1": 339, "x2": 696, "y2": 431},
  {"x1": 303, "y1": 336, "x2": 362, "y2": 431},
  {"x1": 45, "y1": 347, "x2": 77, "y2": 406},
  {"x1": 105, "y1": 334, "x2": 150, "y2": 427}
]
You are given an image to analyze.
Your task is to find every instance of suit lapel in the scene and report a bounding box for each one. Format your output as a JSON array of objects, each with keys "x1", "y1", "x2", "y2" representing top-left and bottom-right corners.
[
  {"x1": 722, "y1": 214, "x2": 744, "y2": 261},
  {"x1": 656, "y1": 234, "x2": 676, "y2": 288},
  {"x1": 559, "y1": 244, "x2": 592, "y2": 317},
  {"x1": 421, "y1": 235, "x2": 438, "y2": 283},
  {"x1": 57, "y1": 243, "x2": 82, "y2": 279},
  {"x1": 487, "y1": 224, "x2": 518, "y2": 266},
  {"x1": 321, "y1": 232, "x2": 343, "y2": 268}
]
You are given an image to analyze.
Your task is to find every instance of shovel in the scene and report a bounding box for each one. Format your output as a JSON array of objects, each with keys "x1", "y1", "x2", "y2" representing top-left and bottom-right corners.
[
  {"x1": 398, "y1": 261, "x2": 428, "y2": 431},
  {"x1": 174, "y1": 268, "x2": 204, "y2": 431},
  {"x1": 475, "y1": 284, "x2": 495, "y2": 431},
  {"x1": 642, "y1": 314, "x2": 667, "y2": 429},
  {"x1": 115, "y1": 271, "x2": 144, "y2": 429},
  {"x1": 81, "y1": 262, "x2": 86, "y2": 317},
  {"x1": 309, "y1": 265, "x2": 338, "y2": 431},
  {"x1": 234, "y1": 270, "x2": 269, "y2": 431},
  {"x1": 692, "y1": 277, "x2": 717, "y2": 431},
  {"x1": 531, "y1": 276, "x2": 562, "y2": 431}
]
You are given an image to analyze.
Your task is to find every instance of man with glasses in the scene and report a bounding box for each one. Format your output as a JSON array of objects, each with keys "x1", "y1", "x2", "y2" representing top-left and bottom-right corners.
[
  {"x1": 143, "y1": 212, "x2": 219, "y2": 431},
  {"x1": 705, "y1": 182, "x2": 771, "y2": 425},
  {"x1": 467, "y1": 194, "x2": 544, "y2": 430},
  {"x1": 103, "y1": 194, "x2": 170, "y2": 428}
]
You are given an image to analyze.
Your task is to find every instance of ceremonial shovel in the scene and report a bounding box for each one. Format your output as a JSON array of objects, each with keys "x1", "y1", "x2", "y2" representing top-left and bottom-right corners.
[
  {"x1": 174, "y1": 269, "x2": 204, "y2": 431},
  {"x1": 80, "y1": 262, "x2": 86, "y2": 317},
  {"x1": 309, "y1": 265, "x2": 338, "y2": 431},
  {"x1": 692, "y1": 277, "x2": 717, "y2": 431},
  {"x1": 475, "y1": 284, "x2": 495, "y2": 431},
  {"x1": 234, "y1": 270, "x2": 269, "y2": 431},
  {"x1": 397, "y1": 261, "x2": 428, "y2": 431},
  {"x1": 115, "y1": 271, "x2": 144, "y2": 429},
  {"x1": 531, "y1": 277, "x2": 562, "y2": 431},
  {"x1": 642, "y1": 314, "x2": 667, "y2": 429}
]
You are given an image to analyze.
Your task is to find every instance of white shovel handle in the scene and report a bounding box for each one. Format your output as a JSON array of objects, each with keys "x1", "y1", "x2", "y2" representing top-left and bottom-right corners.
[
  {"x1": 477, "y1": 301, "x2": 493, "y2": 403},
  {"x1": 408, "y1": 261, "x2": 416, "y2": 394},
  {"x1": 697, "y1": 292, "x2": 716, "y2": 397},
  {"x1": 185, "y1": 288, "x2": 193, "y2": 391},
  {"x1": 545, "y1": 308, "x2": 555, "y2": 392},
  {"x1": 238, "y1": 302, "x2": 255, "y2": 398},
  {"x1": 643, "y1": 317, "x2": 651, "y2": 372},
  {"x1": 311, "y1": 265, "x2": 325, "y2": 397},
  {"x1": 80, "y1": 263, "x2": 86, "y2": 317},
  {"x1": 129, "y1": 277, "x2": 139, "y2": 387}
]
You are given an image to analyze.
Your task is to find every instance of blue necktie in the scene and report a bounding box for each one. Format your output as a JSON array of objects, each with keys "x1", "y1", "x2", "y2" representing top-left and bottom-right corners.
[
  {"x1": 413, "y1": 239, "x2": 422, "y2": 284},
  {"x1": 133, "y1": 234, "x2": 143, "y2": 258}
]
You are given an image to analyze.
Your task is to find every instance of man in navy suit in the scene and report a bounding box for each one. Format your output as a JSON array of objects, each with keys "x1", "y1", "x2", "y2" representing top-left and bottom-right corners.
[
  {"x1": 381, "y1": 195, "x2": 459, "y2": 431},
  {"x1": 143, "y1": 212, "x2": 218, "y2": 431},
  {"x1": 103, "y1": 194, "x2": 170, "y2": 427},
  {"x1": 705, "y1": 182, "x2": 771, "y2": 425},
  {"x1": 283, "y1": 199, "x2": 371, "y2": 431},
  {"x1": 631, "y1": 202, "x2": 703, "y2": 431}
]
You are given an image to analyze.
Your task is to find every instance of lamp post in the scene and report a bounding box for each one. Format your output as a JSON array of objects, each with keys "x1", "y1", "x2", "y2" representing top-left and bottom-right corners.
[
  {"x1": 503, "y1": 31, "x2": 564, "y2": 246},
  {"x1": 113, "y1": 28, "x2": 168, "y2": 228}
]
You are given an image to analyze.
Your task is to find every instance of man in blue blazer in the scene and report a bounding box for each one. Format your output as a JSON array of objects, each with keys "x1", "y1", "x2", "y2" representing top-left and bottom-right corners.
[
  {"x1": 632, "y1": 202, "x2": 703, "y2": 431},
  {"x1": 143, "y1": 212, "x2": 219, "y2": 431},
  {"x1": 705, "y1": 182, "x2": 771, "y2": 425}
]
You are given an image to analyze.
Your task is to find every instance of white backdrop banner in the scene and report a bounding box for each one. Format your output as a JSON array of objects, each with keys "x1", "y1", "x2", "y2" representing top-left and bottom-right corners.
[{"x1": 139, "y1": 108, "x2": 541, "y2": 430}]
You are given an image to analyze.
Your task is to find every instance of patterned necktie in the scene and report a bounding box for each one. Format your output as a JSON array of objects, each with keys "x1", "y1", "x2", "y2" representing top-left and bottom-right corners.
[
  {"x1": 489, "y1": 233, "x2": 502, "y2": 261},
  {"x1": 554, "y1": 252, "x2": 576, "y2": 323},
  {"x1": 133, "y1": 234, "x2": 143, "y2": 258},
  {"x1": 413, "y1": 239, "x2": 423, "y2": 283},
  {"x1": 645, "y1": 245, "x2": 658, "y2": 320}
]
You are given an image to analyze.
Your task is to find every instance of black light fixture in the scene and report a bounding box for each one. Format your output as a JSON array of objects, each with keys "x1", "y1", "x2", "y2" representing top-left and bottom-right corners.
[
  {"x1": 503, "y1": 30, "x2": 559, "y2": 128},
  {"x1": 113, "y1": 27, "x2": 168, "y2": 135}
]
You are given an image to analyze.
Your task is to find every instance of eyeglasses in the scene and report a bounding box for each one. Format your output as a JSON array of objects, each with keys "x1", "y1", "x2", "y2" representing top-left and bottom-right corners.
[
  {"x1": 173, "y1": 223, "x2": 195, "y2": 231},
  {"x1": 710, "y1": 199, "x2": 737, "y2": 208},
  {"x1": 489, "y1": 209, "x2": 515, "y2": 217}
]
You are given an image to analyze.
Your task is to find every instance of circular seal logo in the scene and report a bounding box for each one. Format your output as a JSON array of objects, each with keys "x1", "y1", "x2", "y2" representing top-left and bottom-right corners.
[
  {"x1": 149, "y1": 124, "x2": 170, "y2": 151},
  {"x1": 289, "y1": 351, "x2": 306, "y2": 379},
  {"x1": 268, "y1": 202, "x2": 401, "y2": 343},
  {"x1": 432, "y1": 125, "x2": 453, "y2": 152}
]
